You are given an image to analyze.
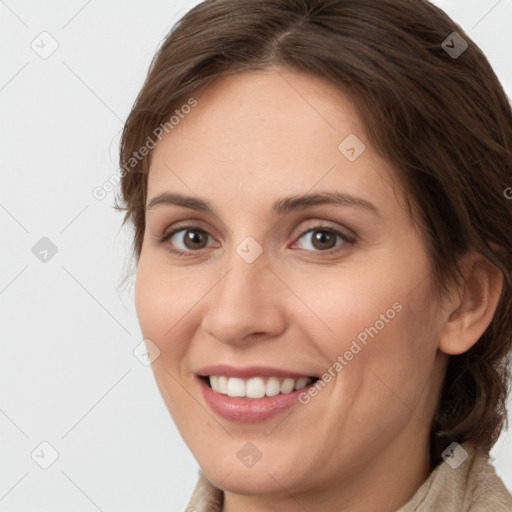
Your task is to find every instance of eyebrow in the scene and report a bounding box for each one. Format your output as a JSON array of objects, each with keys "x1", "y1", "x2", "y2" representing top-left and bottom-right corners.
[{"x1": 146, "y1": 191, "x2": 381, "y2": 218}]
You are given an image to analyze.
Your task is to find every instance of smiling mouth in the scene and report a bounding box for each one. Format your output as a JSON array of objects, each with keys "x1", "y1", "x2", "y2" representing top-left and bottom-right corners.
[{"x1": 200, "y1": 375, "x2": 320, "y2": 399}]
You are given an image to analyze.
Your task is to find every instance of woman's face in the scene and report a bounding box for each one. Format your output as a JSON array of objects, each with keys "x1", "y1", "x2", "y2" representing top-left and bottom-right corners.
[{"x1": 135, "y1": 67, "x2": 448, "y2": 503}]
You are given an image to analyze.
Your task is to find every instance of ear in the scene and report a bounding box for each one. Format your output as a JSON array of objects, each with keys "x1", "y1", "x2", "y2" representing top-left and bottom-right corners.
[{"x1": 439, "y1": 251, "x2": 503, "y2": 356}]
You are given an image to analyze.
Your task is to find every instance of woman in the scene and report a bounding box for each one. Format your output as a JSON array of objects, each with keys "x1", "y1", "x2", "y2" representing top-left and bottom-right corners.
[{"x1": 116, "y1": 0, "x2": 512, "y2": 510}]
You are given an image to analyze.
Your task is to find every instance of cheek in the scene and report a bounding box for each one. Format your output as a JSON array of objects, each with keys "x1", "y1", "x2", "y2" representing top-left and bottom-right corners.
[
  {"x1": 134, "y1": 258, "x2": 200, "y2": 422},
  {"x1": 298, "y1": 274, "x2": 440, "y2": 444},
  {"x1": 134, "y1": 256, "x2": 196, "y2": 358},
  {"x1": 134, "y1": 261, "x2": 165, "y2": 341},
  {"x1": 290, "y1": 255, "x2": 439, "y2": 382},
  {"x1": 287, "y1": 266, "x2": 401, "y2": 346}
]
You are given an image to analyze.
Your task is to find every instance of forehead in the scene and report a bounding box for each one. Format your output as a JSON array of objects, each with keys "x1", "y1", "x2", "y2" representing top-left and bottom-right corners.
[
  {"x1": 147, "y1": 68, "x2": 403, "y2": 218},
  {"x1": 153, "y1": 67, "x2": 366, "y2": 156}
]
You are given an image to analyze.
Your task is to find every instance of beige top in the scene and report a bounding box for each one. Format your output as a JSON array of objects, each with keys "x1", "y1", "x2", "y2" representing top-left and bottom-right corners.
[{"x1": 185, "y1": 443, "x2": 512, "y2": 511}]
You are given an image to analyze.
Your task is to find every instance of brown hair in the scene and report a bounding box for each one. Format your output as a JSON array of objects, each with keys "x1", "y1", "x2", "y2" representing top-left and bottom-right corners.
[{"x1": 117, "y1": 0, "x2": 512, "y2": 467}]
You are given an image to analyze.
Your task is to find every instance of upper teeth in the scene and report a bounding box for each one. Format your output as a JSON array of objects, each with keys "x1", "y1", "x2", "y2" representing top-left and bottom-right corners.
[{"x1": 208, "y1": 376, "x2": 314, "y2": 399}]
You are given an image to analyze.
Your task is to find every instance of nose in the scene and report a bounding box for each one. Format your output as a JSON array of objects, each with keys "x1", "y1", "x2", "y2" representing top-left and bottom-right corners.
[{"x1": 201, "y1": 246, "x2": 287, "y2": 346}]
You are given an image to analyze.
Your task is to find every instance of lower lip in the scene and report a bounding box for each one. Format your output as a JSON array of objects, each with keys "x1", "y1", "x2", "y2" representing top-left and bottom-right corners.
[{"x1": 197, "y1": 376, "x2": 316, "y2": 423}]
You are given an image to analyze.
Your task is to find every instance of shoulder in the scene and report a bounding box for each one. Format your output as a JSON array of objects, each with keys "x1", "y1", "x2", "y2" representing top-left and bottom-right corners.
[
  {"x1": 399, "y1": 443, "x2": 512, "y2": 512},
  {"x1": 464, "y1": 445, "x2": 512, "y2": 511}
]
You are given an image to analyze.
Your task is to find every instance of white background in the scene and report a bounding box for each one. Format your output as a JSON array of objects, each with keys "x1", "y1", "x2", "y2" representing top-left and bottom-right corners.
[{"x1": 1, "y1": 0, "x2": 511, "y2": 510}]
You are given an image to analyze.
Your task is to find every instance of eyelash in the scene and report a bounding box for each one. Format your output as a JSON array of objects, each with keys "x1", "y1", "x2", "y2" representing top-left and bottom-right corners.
[{"x1": 157, "y1": 224, "x2": 356, "y2": 257}]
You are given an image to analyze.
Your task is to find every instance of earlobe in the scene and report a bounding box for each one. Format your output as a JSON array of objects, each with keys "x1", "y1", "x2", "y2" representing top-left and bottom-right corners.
[{"x1": 439, "y1": 252, "x2": 503, "y2": 356}]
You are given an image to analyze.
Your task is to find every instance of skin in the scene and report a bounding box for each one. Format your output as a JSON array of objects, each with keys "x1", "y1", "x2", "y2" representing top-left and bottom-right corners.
[{"x1": 134, "y1": 66, "x2": 503, "y2": 511}]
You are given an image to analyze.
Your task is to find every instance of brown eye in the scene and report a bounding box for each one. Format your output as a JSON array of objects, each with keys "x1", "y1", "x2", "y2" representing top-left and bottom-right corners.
[
  {"x1": 181, "y1": 229, "x2": 209, "y2": 250},
  {"x1": 310, "y1": 230, "x2": 337, "y2": 250},
  {"x1": 161, "y1": 227, "x2": 213, "y2": 254},
  {"x1": 295, "y1": 226, "x2": 354, "y2": 254}
]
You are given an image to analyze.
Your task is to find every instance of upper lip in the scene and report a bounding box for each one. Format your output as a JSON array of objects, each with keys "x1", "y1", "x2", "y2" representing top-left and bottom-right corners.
[{"x1": 196, "y1": 364, "x2": 317, "y2": 379}]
